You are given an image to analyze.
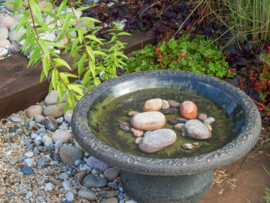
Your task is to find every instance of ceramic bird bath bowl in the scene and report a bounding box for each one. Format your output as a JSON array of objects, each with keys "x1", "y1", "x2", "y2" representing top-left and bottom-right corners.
[{"x1": 72, "y1": 70, "x2": 261, "y2": 203}]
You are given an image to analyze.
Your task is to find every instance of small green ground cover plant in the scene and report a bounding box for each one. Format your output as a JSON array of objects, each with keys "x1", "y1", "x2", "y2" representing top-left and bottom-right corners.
[{"x1": 126, "y1": 34, "x2": 236, "y2": 79}]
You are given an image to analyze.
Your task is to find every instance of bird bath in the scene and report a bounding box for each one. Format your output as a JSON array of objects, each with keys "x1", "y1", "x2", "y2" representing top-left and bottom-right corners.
[{"x1": 72, "y1": 70, "x2": 261, "y2": 203}]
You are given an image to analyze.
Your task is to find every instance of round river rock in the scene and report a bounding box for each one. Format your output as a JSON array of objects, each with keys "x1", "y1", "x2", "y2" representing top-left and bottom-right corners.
[
  {"x1": 139, "y1": 129, "x2": 177, "y2": 153},
  {"x1": 185, "y1": 119, "x2": 212, "y2": 140},
  {"x1": 131, "y1": 111, "x2": 166, "y2": 131},
  {"x1": 143, "y1": 98, "x2": 162, "y2": 111}
]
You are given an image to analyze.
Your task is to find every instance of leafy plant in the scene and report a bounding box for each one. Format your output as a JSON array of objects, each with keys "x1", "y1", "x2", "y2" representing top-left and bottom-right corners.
[
  {"x1": 5, "y1": 0, "x2": 130, "y2": 110},
  {"x1": 126, "y1": 34, "x2": 236, "y2": 79}
]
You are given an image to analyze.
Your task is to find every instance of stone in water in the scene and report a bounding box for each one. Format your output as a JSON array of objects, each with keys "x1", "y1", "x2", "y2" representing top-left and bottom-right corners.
[
  {"x1": 128, "y1": 111, "x2": 139, "y2": 116},
  {"x1": 161, "y1": 100, "x2": 170, "y2": 109},
  {"x1": 139, "y1": 129, "x2": 177, "y2": 153},
  {"x1": 168, "y1": 117, "x2": 187, "y2": 125},
  {"x1": 119, "y1": 122, "x2": 130, "y2": 131},
  {"x1": 131, "y1": 128, "x2": 144, "y2": 137},
  {"x1": 174, "y1": 123, "x2": 184, "y2": 131},
  {"x1": 204, "y1": 117, "x2": 215, "y2": 125},
  {"x1": 185, "y1": 119, "x2": 212, "y2": 140},
  {"x1": 135, "y1": 137, "x2": 142, "y2": 144},
  {"x1": 159, "y1": 108, "x2": 178, "y2": 115},
  {"x1": 204, "y1": 123, "x2": 212, "y2": 131},
  {"x1": 180, "y1": 101, "x2": 198, "y2": 119},
  {"x1": 167, "y1": 100, "x2": 180, "y2": 108},
  {"x1": 182, "y1": 143, "x2": 194, "y2": 150},
  {"x1": 198, "y1": 114, "x2": 207, "y2": 121},
  {"x1": 131, "y1": 111, "x2": 166, "y2": 131},
  {"x1": 143, "y1": 98, "x2": 162, "y2": 111}
]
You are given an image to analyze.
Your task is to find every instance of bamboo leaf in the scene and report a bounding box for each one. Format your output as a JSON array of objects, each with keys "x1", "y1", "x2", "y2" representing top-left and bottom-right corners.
[
  {"x1": 75, "y1": 95, "x2": 82, "y2": 100},
  {"x1": 57, "y1": 81, "x2": 63, "y2": 104},
  {"x1": 71, "y1": 38, "x2": 80, "y2": 52},
  {"x1": 75, "y1": 6, "x2": 91, "y2": 11},
  {"x1": 60, "y1": 72, "x2": 69, "y2": 84},
  {"x1": 79, "y1": 17, "x2": 101, "y2": 23},
  {"x1": 46, "y1": 42, "x2": 65, "y2": 48},
  {"x1": 38, "y1": 39, "x2": 49, "y2": 57},
  {"x1": 29, "y1": 0, "x2": 42, "y2": 23},
  {"x1": 64, "y1": 100, "x2": 70, "y2": 113},
  {"x1": 86, "y1": 85, "x2": 94, "y2": 92},
  {"x1": 53, "y1": 58, "x2": 71, "y2": 70},
  {"x1": 78, "y1": 54, "x2": 87, "y2": 76},
  {"x1": 17, "y1": 13, "x2": 30, "y2": 32},
  {"x1": 85, "y1": 35, "x2": 103, "y2": 44},
  {"x1": 62, "y1": 12, "x2": 73, "y2": 31},
  {"x1": 86, "y1": 46, "x2": 95, "y2": 62},
  {"x1": 51, "y1": 69, "x2": 58, "y2": 90},
  {"x1": 78, "y1": 29, "x2": 83, "y2": 44},
  {"x1": 57, "y1": 0, "x2": 68, "y2": 15},
  {"x1": 12, "y1": 0, "x2": 21, "y2": 16},
  {"x1": 117, "y1": 52, "x2": 128, "y2": 60},
  {"x1": 42, "y1": 55, "x2": 49, "y2": 77},
  {"x1": 117, "y1": 32, "x2": 131, "y2": 36},
  {"x1": 93, "y1": 50, "x2": 107, "y2": 56},
  {"x1": 64, "y1": 72, "x2": 78, "y2": 78},
  {"x1": 68, "y1": 91, "x2": 75, "y2": 110},
  {"x1": 40, "y1": 69, "x2": 45, "y2": 83},
  {"x1": 48, "y1": 80, "x2": 53, "y2": 95},
  {"x1": 89, "y1": 61, "x2": 95, "y2": 76},
  {"x1": 68, "y1": 84, "x2": 84, "y2": 96}
]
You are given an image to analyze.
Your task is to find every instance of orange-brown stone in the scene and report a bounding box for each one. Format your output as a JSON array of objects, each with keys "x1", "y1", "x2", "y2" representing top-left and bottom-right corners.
[{"x1": 180, "y1": 101, "x2": 197, "y2": 119}]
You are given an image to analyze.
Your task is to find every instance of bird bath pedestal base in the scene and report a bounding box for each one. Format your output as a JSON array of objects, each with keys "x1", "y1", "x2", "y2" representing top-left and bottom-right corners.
[{"x1": 121, "y1": 170, "x2": 214, "y2": 203}]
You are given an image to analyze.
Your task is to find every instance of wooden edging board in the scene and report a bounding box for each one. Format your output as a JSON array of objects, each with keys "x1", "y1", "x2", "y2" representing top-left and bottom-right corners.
[{"x1": 0, "y1": 32, "x2": 155, "y2": 119}]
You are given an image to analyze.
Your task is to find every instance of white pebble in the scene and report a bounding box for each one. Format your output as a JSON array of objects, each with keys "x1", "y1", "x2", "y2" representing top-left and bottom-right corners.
[
  {"x1": 56, "y1": 117, "x2": 64, "y2": 123},
  {"x1": 25, "y1": 191, "x2": 33, "y2": 199},
  {"x1": 59, "y1": 172, "x2": 68, "y2": 180},
  {"x1": 62, "y1": 180, "x2": 72, "y2": 191},
  {"x1": 205, "y1": 123, "x2": 212, "y2": 131},
  {"x1": 135, "y1": 137, "x2": 142, "y2": 144},
  {"x1": 24, "y1": 158, "x2": 35, "y2": 167},
  {"x1": 50, "y1": 160, "x2": 59, "y2": 166},
  {"x1": 66, "y1": 191, "x2": 74, "y2": 201},
  {"x1": 25, "y1": 152, "x2": 34, "y2": 158},
  {"x1": 5, "y1": 150, "x2": 12, "y2": 156},
  {"x1": 204, "y1": 117, "x2": 215, "y2": 125},
  {"x1": 10, "y1": 116, "x2": 21, "y2": 123},
  {"x1": 45, "y1": 183, "x2": 54, "y2": 191},
  {"x1": 0, "y1": 48, "x2": 8, "y2": 57},
  {"x1": 55, "y1": 140, "x2": 63, "y2": 149},
  {"x1": 31, "y1": 133, "x2": 38, "y2": 139}
]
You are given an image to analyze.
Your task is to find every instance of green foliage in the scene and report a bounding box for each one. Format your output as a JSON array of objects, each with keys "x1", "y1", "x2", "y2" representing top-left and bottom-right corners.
[
  {"x1": 7, "y1": 0, "x2": 129, "y2": 110},
  {"x1": 126, "y1": 35, "x2": 236, "y2": 79}
]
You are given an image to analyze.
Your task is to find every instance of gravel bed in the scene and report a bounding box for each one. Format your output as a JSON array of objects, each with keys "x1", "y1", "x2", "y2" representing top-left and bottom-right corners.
[{"x1": 0, "y1": 91, "x2": 136, "y2": 203}]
